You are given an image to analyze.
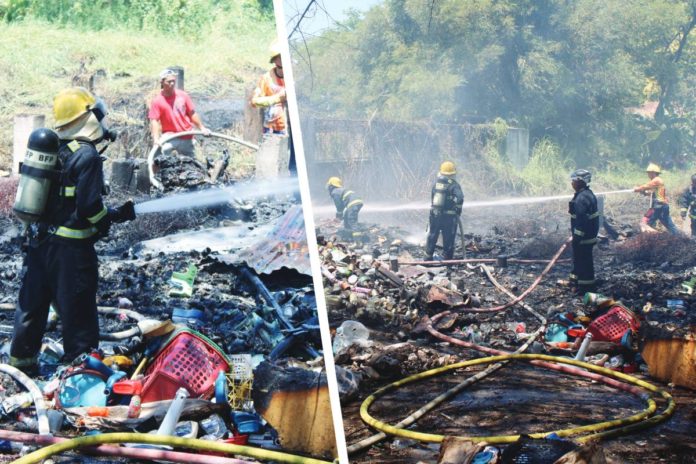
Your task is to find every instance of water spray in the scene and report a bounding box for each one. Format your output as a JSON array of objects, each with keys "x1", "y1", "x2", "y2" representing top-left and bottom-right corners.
[
  {"x1": 314, "y1": 189, "x2": 634, "y2": 216},
  {"x1": 133, "y1": 178, "x2": 299, "y2": 215}
]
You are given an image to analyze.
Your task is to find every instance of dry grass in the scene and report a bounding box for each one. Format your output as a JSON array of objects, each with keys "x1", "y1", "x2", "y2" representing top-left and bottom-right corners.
[
  {"x1": 0, "y1": 177, "x2": 18, "y2": 217},
  {"x1": 615, "y1": 233, "x2": 695, "y2": 266},
  {"x1": 0, "y1": 17, "x2": 274, "y2": 170}
]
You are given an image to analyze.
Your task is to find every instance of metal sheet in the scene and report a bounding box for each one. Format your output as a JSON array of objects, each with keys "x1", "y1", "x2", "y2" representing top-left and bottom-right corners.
[{"x1": 223, "y1": 205, "x2": 312, "y2": 275}]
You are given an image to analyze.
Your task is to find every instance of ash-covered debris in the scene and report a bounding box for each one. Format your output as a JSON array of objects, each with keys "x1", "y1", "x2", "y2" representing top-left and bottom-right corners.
[
  {"x1": 321, "y1": 210, "x2": 696, "y2": 463},
  {"x1": 0, "y1": 168, "x2": 332, "y2": 461},
  {"x1": 154, "y1": 150, "x2": 231, "y2": 191}
]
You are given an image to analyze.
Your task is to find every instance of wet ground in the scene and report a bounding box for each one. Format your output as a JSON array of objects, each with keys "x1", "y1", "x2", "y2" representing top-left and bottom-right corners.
[{"x1": 321, "y1": 197, "x2": 696, "y2": 463}]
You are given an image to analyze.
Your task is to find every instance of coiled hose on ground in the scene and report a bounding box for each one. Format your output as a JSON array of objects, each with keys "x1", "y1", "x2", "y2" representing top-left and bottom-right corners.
[
  {"x1": 350, "y1": 237, "x2": 675, "y2": 453},
  {"x1": 348, "y1": 238, "x2": 571, "y2": 453},
  {"x1": 359, "y1": 354, "x2": 674, "y2": 444}
]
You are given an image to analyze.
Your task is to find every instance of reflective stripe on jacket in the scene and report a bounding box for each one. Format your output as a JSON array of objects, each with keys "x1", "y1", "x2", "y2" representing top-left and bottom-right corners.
[{"x1": 41, "y1": 139, "x2": 107, "y2": 240}]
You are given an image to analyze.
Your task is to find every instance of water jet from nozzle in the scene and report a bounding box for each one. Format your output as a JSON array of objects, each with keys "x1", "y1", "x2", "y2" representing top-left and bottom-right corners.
[
  {"x1": 314, "y1": 188, "x2": 634, "y2": 216},
  {"x1": 133, "y1": 178, "x2": 299, "y2": 215}
]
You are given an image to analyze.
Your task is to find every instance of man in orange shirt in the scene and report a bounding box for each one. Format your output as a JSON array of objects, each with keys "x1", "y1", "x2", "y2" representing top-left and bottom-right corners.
[
  {"x1": 251, "y1": 41, "x2": 287, "y2": 135},
  {"x1": 633, "y1": 163, "x2": 679, "y2": 234}
]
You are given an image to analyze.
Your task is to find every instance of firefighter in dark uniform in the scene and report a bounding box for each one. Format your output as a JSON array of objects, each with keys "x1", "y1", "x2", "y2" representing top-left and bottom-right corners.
[
  {"x1": 569, "y1": 169, "x2": 600, "y2": 294},
  {"x1": 678, "y1": 174, "x2": 696, "y2": 237},
  {"x1": 10, "y1": 87, "x2": 135, "y2": 374},
  {"x1": 326, "y1": 177, "x2": 363, "y2": 230},
  {"x1": 425, "y1": 161, "x2": 464, "y2": 260}
]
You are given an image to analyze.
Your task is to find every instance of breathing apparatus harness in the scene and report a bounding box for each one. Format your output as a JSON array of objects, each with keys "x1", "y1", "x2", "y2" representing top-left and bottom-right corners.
[{"x1": 14, "y1": 111, "x2": 117, "y2": 247}]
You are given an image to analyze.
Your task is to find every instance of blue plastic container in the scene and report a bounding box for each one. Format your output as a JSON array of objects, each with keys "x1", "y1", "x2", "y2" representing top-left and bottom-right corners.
[
  {"x1": 172, "y1": 308, "x2": 206, "y2": 326},
  {"x1": 232, "y1": 411, "x2": 262, "y2": 434}
]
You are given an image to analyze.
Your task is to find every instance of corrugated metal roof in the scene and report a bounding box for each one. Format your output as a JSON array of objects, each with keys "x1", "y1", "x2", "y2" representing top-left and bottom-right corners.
[{"x1": 222, "y1": 205, "x2": 312, "y2": 275}]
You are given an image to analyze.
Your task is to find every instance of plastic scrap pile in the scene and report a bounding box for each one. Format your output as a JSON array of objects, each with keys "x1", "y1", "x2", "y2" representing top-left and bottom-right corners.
[
  {"x1": 320, "y1": 219, "x2": 691, "y2": 463},
  {"x1": 0, "y1": 257, "x2": 324, "y2": 460}
]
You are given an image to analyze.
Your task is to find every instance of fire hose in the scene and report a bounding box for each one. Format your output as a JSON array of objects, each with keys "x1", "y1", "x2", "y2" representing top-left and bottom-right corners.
[
  {"x1": 358, "y1": 354, "x2": 674, "y2": 444},
  {"x1": 147, "y1": 131, "x2": 259, "y2": 191},
  {"x1": 0, "y1": 429, "x2": 257, "y2": 464},
  {"x1": 0, "y1": 303, "x2": 161, "y2": 342},
  {"x1": 454, "y1": 236, "x2": 572, "y2": 312},
  {"x1": 349, "y1": 239, "x2": 570, "y2": 453},
  {"x1": 349, "y1": 237, "x2": 674, "y2": 452},
  {"x1": 0, "y1": 365, "x2": 51, "y2": 436},
  {"x1": 10, "y1": 432, "x2": 333, "y2": 464}
]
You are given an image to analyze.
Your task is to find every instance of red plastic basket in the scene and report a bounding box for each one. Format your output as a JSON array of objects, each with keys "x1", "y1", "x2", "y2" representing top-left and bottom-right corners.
[
  {"x1": 141, "y1": 330, "x2": 230, "y2": 403},
  {"x1": 587, "y1": 305, "x2": 640, "y2": 343}
]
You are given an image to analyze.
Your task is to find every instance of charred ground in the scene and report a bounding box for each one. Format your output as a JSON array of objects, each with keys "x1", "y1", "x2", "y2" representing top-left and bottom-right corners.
[{"x1": 320, "y1": 200, "x2": 696, "y2": 463}]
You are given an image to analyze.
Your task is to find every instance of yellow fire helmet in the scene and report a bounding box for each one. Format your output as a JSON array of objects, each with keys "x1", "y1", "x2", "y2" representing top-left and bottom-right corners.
[
  {"x1": 439, "y1": 161, "x2": 456, "y2": 176},
  {"x1": 269, "y1": 39, "x2": 282, "y2": 63},
  {"x1": 326, "y1": 177, "x2": 342, "y2": 188},
  {"x1": 646, "y1": 162, "x2": 661, "y2": 174},
  {"x1": 53, "y1": 87, "x2": 96, "y2": 129}
]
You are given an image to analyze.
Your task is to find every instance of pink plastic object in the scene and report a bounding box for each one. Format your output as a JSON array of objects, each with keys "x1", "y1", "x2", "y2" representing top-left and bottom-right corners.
[
  {"x1": 587, "y1": 306, "x2": 640, "y2": 344},
  {"x1": 141, "y1": 331, "x2": 229, "y2": 403}
]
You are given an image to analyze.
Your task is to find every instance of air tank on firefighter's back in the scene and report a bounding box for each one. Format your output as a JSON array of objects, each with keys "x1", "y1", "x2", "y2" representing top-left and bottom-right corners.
[{"x1": 13, "y1": 128, "x2": 61, "y2": 224}]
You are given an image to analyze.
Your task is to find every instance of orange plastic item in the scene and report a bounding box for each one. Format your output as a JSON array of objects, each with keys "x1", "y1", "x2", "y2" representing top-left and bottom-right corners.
[
  {"x1": 566, "y1": 328, "x2": 587, "y2": 338},
  {"x1": 86, "y1": 406, "x2": 109, "y2": 417}
]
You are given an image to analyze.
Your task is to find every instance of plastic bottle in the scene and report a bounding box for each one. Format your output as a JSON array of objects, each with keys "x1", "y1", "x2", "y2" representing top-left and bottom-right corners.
[
  {"x1": 574, "y1": 332, "x2": 593, "y2": 362},
  {"x1": 200, "y1": 413, "x2": 228, "y2": 439},
  {"x1": 156, "y1": 388, "x2": 189, "y2": 436},
  {"x1": 126, "y1": 395, "x2": 142, "y2": 419}
]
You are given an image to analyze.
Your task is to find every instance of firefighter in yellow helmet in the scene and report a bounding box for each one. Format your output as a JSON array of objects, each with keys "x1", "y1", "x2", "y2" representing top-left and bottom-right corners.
[
  {"x1": 10, "y1": 88, "x2": 136, "y2": 374},
  {"x1": 425, "y1": 161, "x2": 464, "y2": 260},
  {"x1": 326, "y1": 177, "x2": 363, "y2": 230},
  {"x1": 633, "y1": 163, "x2": 679, "y2": 234}
]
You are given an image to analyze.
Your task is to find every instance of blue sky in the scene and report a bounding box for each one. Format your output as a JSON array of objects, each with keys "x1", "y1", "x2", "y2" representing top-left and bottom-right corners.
[{"x1": 284, "y1": 0, "x2": 382, "y2": 38}]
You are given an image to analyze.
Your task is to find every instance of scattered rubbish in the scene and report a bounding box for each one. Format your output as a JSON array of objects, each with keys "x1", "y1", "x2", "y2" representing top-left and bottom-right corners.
[
  {"x1": 156, "y1": 388, "x2": 189, "y2": 436},
  {"x1": 171, "y1": 307, "x2": 206, "y2": 326},
  {"x1": 169, "y1": 264, "x2": 198, "y2": 298},
  {"x1": 500, "y1": 435, "x2": 577, "y2": 463},
  {"x1": 333, "y1": 320, "x2": 370, "y2": 354},
  {"x1": 141, "y1": 328, "x2": 229, "y2": 403},
  {"x1": 574, "y1": 332, "x2": 593, "y2": 362},
  {"x1": 200, "y1": 413, "x2": 229, "y2": 439},
  {"x1": 174, "y1": 420, "x2": 198, "y2": 439},
  {"x1": 319, "y1": 206, "x2": 693, "y2": 463}
]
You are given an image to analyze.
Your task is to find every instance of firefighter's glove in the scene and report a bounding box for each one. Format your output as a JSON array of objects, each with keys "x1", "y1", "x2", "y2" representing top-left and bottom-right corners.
[
  {"x1": 95, "y1": 214, "x2": 113, "y2": 238},
  {"x1": 680, "y1": 209, "x2": 687, "y2": 219},
  {"x1": 113, "y1": 200, "x2": 136, "y2": 223}
]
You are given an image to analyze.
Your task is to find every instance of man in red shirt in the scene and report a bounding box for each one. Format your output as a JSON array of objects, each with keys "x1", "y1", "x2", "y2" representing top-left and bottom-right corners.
[{"x1": 149, "y1": 69, "x2": 210, "y2": 157}]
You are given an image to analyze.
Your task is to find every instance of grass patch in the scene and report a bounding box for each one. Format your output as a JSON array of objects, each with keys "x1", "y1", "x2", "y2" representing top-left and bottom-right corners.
[
  {"x1": 0, "y1": 177, "x2": 18, "y2": 217},
  {"x1": 0, "y1": 9, "x2": 275, "y2": 168}
]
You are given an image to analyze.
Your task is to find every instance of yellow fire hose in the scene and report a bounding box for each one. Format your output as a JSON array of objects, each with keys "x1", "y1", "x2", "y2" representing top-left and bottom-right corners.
[
  {"x1": 359, "y1": 354, "x2": 674, "y2": 445},
  {"x1": 11, "y1": 432, "x2": 333, "y2": 464}
]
